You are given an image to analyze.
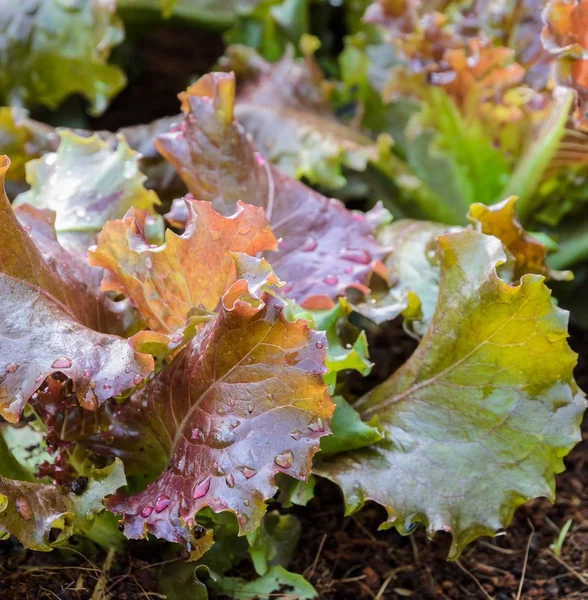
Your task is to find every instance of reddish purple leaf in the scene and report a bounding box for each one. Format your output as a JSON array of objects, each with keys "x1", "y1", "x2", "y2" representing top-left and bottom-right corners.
[
  {"x1": 155, "y1": 72, "x2": 390, "y2": 309},
  {"x1": 107, "y1": 270, "x2": 334, "y2": 556}
]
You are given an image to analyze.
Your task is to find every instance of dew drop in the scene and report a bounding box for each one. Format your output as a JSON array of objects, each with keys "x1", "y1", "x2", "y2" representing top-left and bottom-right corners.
[
  {"x1": 243, "y1": 499, "x2": 251, "y2": 507},
  {"x1": 290, "y1": 430, "x2": 303, "y2": 441},
  {"x1": 274, "y1": 450, "x2": 294, "y2": 469},
  {"x1": 323, "y1": 275, "x2": 338, "y2": 286},
  {"x1": 154, "y1": 496, "x2": 171, "y2": 513},
  {"x1": 238, "y1": 513, "x2": 249, "y2": 526},
  {"x1": 191, "y1": 428, "x2": 201, "y2": 440},
  {"x1": 225, "y1": 474, "x2": 235, "y2": 488},
  {"x1": 103, "y1": 384, "x2": 112, "y2": 391},
  {"x1": 242, "y1": 467, "x2": 257, "y2": 479},
  {"x1": 141, "y1": 506, "x2": 153, "y2": 518},
  {"x1": 51, "y1": 357, "x2": 72, "y2": 369},
  {"x1": 247, "y1": 404, "x2": 254, "y2": 414},
  {"x1": 170, "y1": 333, "x2": 183, "y2": 344},
  {"x1": 301, "y1": 236, "x2": 317, "y2": 252},
  {"x1": 315, "y1": 342, "x2": 324, "y2": 349},
  {"x1": 6, "y1": 363, "x2": 18, "y2": 374},
  {"x1": 193, "y1": 477, "x2": 211, "y2": 499},
  {"x1": 133, "y1": 374, "x2": 144, "y2": 386},
  {"x1": 16, "y1": 497, "x2": 32, "y2": 521},
  {"x1": 341, "y1": 249, "x2": 371, "y2": 265},
  {"x1": 308, "y1": 416, "x2": 326, "y2": 433}
]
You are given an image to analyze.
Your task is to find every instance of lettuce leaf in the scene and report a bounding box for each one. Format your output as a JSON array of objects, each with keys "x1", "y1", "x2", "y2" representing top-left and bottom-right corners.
[
  {"x1": 15, "y1": 131, "x2": 162, "y2": 254},
  {"x1": 222, "y1": 45, "x2": 379, "y2": 189},
  {"x1": 0, "y1": 157, "x2": 154, "y2": 422},
  {"x1": 155, "y1": 71, "x2": 391, "y2": 309},
  {"x1": 0, "y1": 456, "x2": 125, "y2": 551},
  {"x1": 211, "y1": 565, "x2": 317, "y2": 599},
  {"x1": 106, "y1": 263, "x2": 334, "y2": 557},
  {"x1": 316, "y1": 227, "x2": 586, "y2": 559},
  {"x1": 0, "y1": 0, "x2": 125, "y2": 115},
  {"x1": 90, "y1": 199, "x2": 276, "y2": 334},
  {"x1": 542, "y1": 0, "x2": 588, "y2": 130}
]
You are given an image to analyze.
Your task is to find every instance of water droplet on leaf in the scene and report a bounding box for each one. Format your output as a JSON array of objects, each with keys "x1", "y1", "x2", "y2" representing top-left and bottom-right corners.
[
  {"x1": 193, "y1": 478, "x2": 211, "y2": 499},
  {"x1": 341, "y1": 249, "x2": 371, "y2": 265},
  {"x1": 141, "y1": 506, "x2": 153, "y2": 518},
  {"x1": 323, "y1": 275, "x2": 338, "y2": 286},
  {"x1": 225, "y1": 474, "x2": 235, "y2": 488},
  {"x1": 51, "y1": 357, "x2": 72, "y2": 369},
  {"x1": 16, "y1": 497, "x2": 32, "y2": 521},
  {"x1": 154, "y1": 496, "x2": 171, "y2": 513},
  {"x1": 133, "y1": 374, "x2": 144, "y2": 386},
  {"x1": 274, "y1": 450, "x2": 294, "y2": 468},
  {"x1": 242, "y1": 467, "x2": 257, "y2": 479},
  {"x1": 301, "y1": 236, "x2": 317, "y2": 252},
  {"x1": 308, "y1": 416, "x2": 326, "y2": 433},
  {"x1": 6, "y1": 363, "x2": 18, "y2": 373}
]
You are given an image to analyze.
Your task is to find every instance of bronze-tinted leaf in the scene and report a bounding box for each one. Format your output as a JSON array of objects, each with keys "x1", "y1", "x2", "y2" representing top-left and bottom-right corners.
[{"x1": 90, "y1": 199, "x2": 277, "y2": 333}]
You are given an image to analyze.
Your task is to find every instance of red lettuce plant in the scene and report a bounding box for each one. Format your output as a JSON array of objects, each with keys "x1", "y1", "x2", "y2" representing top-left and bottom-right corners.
[{"x1": 0, "y1": 61, "x2": 585, "y2": 596}]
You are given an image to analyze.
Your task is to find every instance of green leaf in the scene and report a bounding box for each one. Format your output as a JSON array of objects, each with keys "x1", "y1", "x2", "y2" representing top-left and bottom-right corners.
[
  {"x1": 247, "y1": 511, "x2": 302, "y2": 576},
  {"x1": 309, "y1": 299, "x2": 373, "y2": 388},
  {"x1": 0, "y1": 108, "x2": 39, "y2": 183},
  {"x1": 316, "y1": 228, "x2": 586, "y2": 559},
  {"x1": 0, "y1": 429, "x2": 35, "y2": 483},
  {"x1": 211, "y1": 565, "x2": 317, "y2": 599},
  {"x1": 15, "y1": 131, "x2": 162, "y2": 254},
  {"x1": 225, "y1": 0, "x2": 309, "y2": 61},
  {"x1": 375, "y1": 220, "x2": 454, "y2": 336},
  {"x1": 501, "y1": 89, "x2": 574, "y2": 223},
  {"x1": 320, "y1": 395, "x2": 383, "y2": 456},
  {"x1": 160, "y1": 562, "x2": 211, "y2": 600},
  {"x1": 1, "y1": 426, "x2": 49, "y2": 479},
  {"x1": 276, "y1": 473, "x2": 316, "y2": 507},
  {"x1": 0, "y1": 0, "x2": 126, "y2": 115},
  {"x1": 419, "y1": 88, "x2": 511, "y2": 210}
]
